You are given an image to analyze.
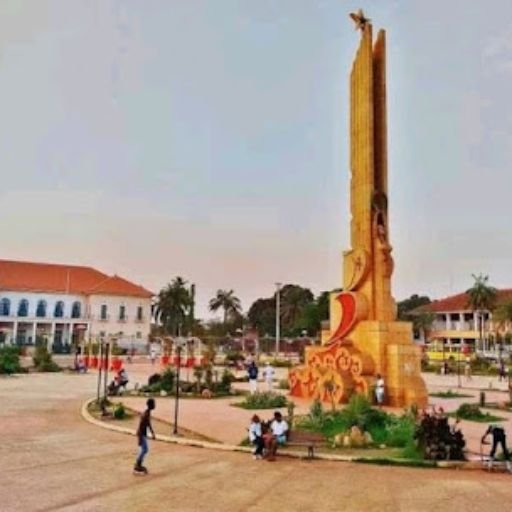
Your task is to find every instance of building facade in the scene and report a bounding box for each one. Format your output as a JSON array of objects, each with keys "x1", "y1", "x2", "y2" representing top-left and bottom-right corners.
[
  {"x1": 418, "y1": 289, "x2": 512, "y2": 350},
  {"x1": 0, "y1": 260, "x2": 153, "y2": 352}
]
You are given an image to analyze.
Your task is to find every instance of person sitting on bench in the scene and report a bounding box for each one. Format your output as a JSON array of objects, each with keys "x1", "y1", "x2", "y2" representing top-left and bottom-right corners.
[
  {"x1": 248, "y1": 415, "x2": 264, "y2": 460},
  {"x1": 108, "y1": 369, "x2": 129, "y2": 396},
  {"x1": 263, "y1": 411, "x2": 289, "y2": 460},
  {"x1": 75, "y1": 358, "x2": 87, "y2": 373}
]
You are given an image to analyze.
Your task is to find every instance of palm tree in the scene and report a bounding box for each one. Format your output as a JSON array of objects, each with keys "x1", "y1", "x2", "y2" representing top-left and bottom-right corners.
[
  {"x1": 209, "y1": 290, "x2": 242, "y2": 325},
  {"x1": 466, "y1": 274, "x2": 497, "y2": 352},
  {"x1": 154, "y1": 277, "x2": 193, "y2": 336}
]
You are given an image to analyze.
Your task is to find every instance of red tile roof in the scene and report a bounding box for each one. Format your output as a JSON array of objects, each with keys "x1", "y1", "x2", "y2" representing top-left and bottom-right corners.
[
  {"x1": 419, "y1": 289, "x2": 512, "y2": 313},
  {"x1": 0, "y1": 260, "x2": 153, "y2": 298}
]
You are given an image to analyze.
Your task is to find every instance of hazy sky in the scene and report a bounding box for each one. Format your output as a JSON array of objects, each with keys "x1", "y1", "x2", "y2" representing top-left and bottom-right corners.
[{"x1": 1, "y1": 0, "x2": 512, "y2": 319}]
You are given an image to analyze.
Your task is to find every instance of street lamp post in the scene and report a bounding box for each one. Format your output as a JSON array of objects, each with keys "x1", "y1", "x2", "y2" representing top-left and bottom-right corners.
[
  {"x1": 457, "y1": 342, "x2": 461, "y2": 388},
  {"x1": 173, "y1": 338, "x2": 186, "y2": 436},
  {"x1": 96, "y1": 339, "x2": 103, "y2": 403},
  {"x1": 275, "y1": 282, "x2": 282, "y2": 357}
]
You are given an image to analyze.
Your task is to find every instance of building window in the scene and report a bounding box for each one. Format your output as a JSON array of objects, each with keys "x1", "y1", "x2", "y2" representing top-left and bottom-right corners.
[
  {"x1": 136, "y1": 306, "x2": 143, "y2": 321},
  {"x1": 136, "y1": 331, "x2": 142, "y2": 339},
  {"x1": 119, "y1": 305, "x2": 126, "y2": 321},
  {"x1": 0, "y1": 298, "x2": 10, "y2": 316},
  {"x1": 18, "y1": 299, "x2": 29, "y2": 317},
  {"x1": 100, "y1": 304, "x2": 107, "y2": 320},
  {"x1": 71, "y1": 301, "x2": 81, "y2": 319},
  {"x1": 54, "y1": 301, "x2": 64, "y2": 318},
  {"x1": 36, "y1": 300, "x2": 47, "y2": 318}
]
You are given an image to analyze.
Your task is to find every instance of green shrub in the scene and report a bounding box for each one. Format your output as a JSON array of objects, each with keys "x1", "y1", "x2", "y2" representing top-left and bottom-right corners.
[
  {"x1": 384, "y1": 414, "x2": 416, "y2": 448},
  {"x1": 343, "y1": 394, "x2": 387, "y2": 431},
  {"x1": 278, "y1": 378, "x2": 290, "y2": 390},
  {"x1": 272, "y1": 359, "x2": 292, "y2": 368},
  {"x1": 218, "y1": 369, "x2": 234, "y2": 393},
  {"x1": 111, "y1": 344, "x2": 125, "y2": 356},
  {"x1": 160, "y1": 368, "x2": 175, "y2": 392},
  {"x1": 113, "y1": 402, "x2": 126, "y2": 419},
  {"x1": 224, "y1": 351, "x2": 244, "y2": 366},
  {"x1": 33, "y1": 345, "x2": 61, "y2": 372},
  {"x1": 296, "y1": 394, "x2": 416, "y2": 450},
  {"x1": 455, "y1": 402, "x2": 503, "y2": 422},
  {"x1": 0, "y1": 346, "x2": 22, "y2": 374},
  {"x1": 235, "y1": 391, "x2": 287, "y2": 409}
]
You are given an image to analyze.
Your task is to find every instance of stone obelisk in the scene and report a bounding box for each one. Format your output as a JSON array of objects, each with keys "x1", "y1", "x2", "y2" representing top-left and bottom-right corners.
[{"x1": 289, "y1": 14, "x2": 428, "y2": 408}]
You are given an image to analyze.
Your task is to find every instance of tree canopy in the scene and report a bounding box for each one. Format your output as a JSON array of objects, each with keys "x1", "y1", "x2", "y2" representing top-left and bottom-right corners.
[
  {"x1": 153, "y1": 277, "x2": 195, "y2": 336},
  {"x1": 466, "y1": 274, "x2": 497, "y2": 312},
  {"x1": 209, "y1": 289, "x2": 242, "y2": 326}
]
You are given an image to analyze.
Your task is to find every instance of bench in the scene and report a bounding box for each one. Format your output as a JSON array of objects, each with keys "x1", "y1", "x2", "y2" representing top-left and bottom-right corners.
[{"x1": 285, "y1": 430, "x2": 326, "y2": 459}]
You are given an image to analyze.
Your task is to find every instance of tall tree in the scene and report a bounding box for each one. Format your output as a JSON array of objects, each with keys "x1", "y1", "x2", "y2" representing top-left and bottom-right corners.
[
  {"x1": 247, "y1": 297, "x2": 275, "y2": 336},
  {"x1": 279, "y1": 284, "x2": 314, "y2": 335},
  {"x1": 153, "y1": 277, "x2": 193, "y2": 336},
  {"x1": 209, "y1": 289, "x2": 242, "y2": 325},
  {"x1": 466, "y1": 274, "x2": 497, "y2": 351},
  {"x1": 397, "y1": 294, "x2": 431, "y2": 321}
]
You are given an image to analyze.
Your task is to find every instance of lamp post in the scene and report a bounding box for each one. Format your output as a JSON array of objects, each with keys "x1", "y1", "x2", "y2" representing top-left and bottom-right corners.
[
  {"x1": 457, "y1": 342, "x2": 461, "y2": 388},
  {"x1": 173, "y1": 337, "x2": 186, "y2": 436},
  {"x1": 275, "y1": 282, "x2": 282, "y2": 357}
]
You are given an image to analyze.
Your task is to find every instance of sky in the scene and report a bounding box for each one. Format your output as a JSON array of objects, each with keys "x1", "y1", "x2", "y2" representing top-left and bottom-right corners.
[{"x1": 1, "y1": 0, "x2": 512, "y2": 319}]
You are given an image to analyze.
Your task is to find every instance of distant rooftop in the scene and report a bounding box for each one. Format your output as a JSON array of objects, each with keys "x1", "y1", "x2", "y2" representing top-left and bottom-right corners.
[
  {"x1": 418, "y1": 289, "x2": 512, "y2": 313},
  {"x1": 0, "y1": 259, "x2": 153, "y2": 298}
]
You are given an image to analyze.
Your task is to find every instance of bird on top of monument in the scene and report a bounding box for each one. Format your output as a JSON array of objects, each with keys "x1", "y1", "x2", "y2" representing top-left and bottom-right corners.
[{"x1": 349, "y1": 9, "x2": 370, "y2": 30}]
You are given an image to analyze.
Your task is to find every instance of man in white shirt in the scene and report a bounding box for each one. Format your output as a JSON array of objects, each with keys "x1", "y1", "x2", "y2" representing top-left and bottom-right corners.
[
  {"x1": 263, "y1": 362, "x2": 275, "y2": 391},
  {"x1": 266, "y1": 411, "x2": 288, "y2": 460}
]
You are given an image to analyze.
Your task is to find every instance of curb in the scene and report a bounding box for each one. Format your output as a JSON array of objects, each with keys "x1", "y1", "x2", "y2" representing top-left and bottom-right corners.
[{"x1": 80, "y1": 398, "x2": 491, "y2": 470}]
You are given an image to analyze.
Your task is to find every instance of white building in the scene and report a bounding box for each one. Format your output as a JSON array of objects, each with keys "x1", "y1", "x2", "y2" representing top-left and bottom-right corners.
[{"x1": 0, "y1": 259, "x2": 153, "y2": 353}]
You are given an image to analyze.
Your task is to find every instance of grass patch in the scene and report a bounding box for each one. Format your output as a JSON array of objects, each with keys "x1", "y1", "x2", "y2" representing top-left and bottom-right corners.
[
  {"x1": 296, "y1": 395, "x2": 416, "y2": 449},
  {"x1": 450, "y1": 403, "x2": 505, "y2": 423},
  {"x1": 429, "y1": 390, "x2": 473, "y2": 399},
  {"x1": 232, "y1": 391, "x2": 287, "y2": 410},
  {"x1": 353, "y1": 457, "x2": 437, "y2": 469}
]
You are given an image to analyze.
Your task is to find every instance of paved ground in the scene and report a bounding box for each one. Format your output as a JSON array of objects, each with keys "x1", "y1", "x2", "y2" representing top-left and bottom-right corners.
[{"x1": 3, "y1": 365, "x2": 512, "y2": 511}]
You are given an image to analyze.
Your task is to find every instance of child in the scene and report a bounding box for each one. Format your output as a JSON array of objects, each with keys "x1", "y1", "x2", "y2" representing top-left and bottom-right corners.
[{"x1": 134, "y1": 398, "x2": 156, "y2": 474}]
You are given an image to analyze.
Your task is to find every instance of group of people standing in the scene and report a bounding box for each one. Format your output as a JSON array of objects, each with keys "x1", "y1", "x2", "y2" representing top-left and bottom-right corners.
[{"x1": 246, "y1": 359, "x2": 275, "y2": 394}]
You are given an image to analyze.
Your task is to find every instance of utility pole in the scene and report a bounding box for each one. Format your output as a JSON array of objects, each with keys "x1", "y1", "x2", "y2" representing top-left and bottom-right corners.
[{"x1": 275, "y1": 282, "x2": 282, "y2": 357}]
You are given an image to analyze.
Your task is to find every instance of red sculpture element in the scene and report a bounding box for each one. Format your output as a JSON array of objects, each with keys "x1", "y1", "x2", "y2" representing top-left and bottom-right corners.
[{"x1": 326, "y1": 292, "x2": 359, "y2": 343}]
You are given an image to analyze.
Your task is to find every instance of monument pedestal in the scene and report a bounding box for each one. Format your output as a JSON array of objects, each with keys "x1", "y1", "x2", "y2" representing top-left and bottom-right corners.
[{"x1": 289, "y1": 319, "x2": 427, "y2": 408}]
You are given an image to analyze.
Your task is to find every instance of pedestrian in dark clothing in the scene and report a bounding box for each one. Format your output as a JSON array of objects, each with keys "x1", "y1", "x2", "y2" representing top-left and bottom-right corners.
[
  {"x1": 134, "y1": 398, "x2": 156, "y2": 474},
  {"x1": 482, "y1": 424, "x2": 512, "y2": 472}
]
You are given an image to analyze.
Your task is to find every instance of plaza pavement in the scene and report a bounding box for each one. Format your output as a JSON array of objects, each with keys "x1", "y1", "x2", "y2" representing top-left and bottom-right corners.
[
  {"x1": 109, "y1": 359, "x2": 512, "y2": 457},
  {"x1": 3, "y1": 362, "x2": 512, "y2": 511}
]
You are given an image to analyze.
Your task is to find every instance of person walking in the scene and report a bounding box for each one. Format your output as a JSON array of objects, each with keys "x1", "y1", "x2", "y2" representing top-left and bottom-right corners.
[
  {"x1": 134, "y1": 398, "x2": 156, "y2": 474},
  {"x1": 464, "y1": 357, "x2": 472, "y2": 381},
  {"x1": 150, "y1": 347, "x2": 157, "y2": 366},
  {"x1": 263, "y1": 362, "x2": 275, "y2": 392},
  {"x1": 248, "y1": 414, "x2": 264, "y2": 460},
  {"x1": 481, "y1": 424, "x2": 512, "y2": 472},
  {"x1": 247, "y1": 361, "x2": 259, "y2": 395},
  {"x1": 499, "y1": 360, "x2": 506, "y2": 382}
]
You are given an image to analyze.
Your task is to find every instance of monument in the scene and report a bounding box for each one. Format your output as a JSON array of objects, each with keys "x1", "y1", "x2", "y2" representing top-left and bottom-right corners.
[{"x1": 289, "y1": 11, "x2": 428, "y2": 408}]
